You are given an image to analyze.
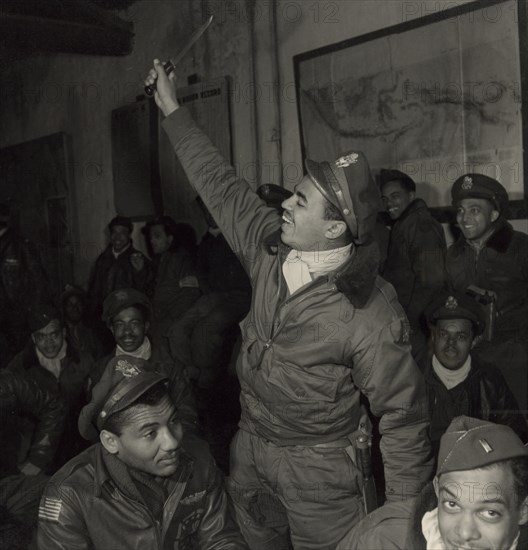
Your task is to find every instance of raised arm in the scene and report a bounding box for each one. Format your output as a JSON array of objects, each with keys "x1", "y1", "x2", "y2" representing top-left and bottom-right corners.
[{"x1": 145, "y1": 61, "x2": 281, "y2": 274}]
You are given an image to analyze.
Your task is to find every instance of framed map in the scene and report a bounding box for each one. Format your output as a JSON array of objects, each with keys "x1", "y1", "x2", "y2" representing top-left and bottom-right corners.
[{"x1": 294, "y1": 0, "x2": 527, "y2": 219}]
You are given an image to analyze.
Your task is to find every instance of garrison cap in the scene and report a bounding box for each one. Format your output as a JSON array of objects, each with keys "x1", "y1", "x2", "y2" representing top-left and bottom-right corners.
[
  {"x1": 437, "y1": 416, "x2": 528, "y2": 476},
  {"x1": 78, "y1": 356, "x2": 168, "y2": 441},
  {"x1": 28, "y1": 304, "x2": 61, "y2": 333},
  {"x1": 305, "y1": 152, "x2": 381, "y2": 245},
  {"x1": 379, "y1": 169, "x2": 416, "y2": 192},
  {"x1": 451, "y1": 173, "x2": 509, "y2": 213},
  {"x1": 102, "y1": 288, "x2": 152, "y2": 325},
  {"x1": 108, "y1": 215, "x2": 133, "y2": 232},
  {"x1": 425, "y1": 291, "x2": 485, "y2": 336}
]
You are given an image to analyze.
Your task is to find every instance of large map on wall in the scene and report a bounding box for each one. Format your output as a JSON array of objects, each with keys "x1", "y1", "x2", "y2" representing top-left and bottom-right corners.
[{"x1": 296, "y1": 0, "x2": 524, "y2": 210}]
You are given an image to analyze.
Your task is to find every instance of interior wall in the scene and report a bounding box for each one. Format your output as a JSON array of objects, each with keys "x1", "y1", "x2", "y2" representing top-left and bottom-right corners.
[{"x1": 0, "y1": 0, "x2": 525, "y2": 287}]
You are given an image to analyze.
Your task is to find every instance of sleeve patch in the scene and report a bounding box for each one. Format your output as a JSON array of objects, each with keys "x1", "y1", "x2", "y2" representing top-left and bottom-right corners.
[
  {"x1": 39, "y1": 497, "x2": 62, "y2": 523},
  {"x1": 179, "y1": 276, "x2": 199, "y2": 288}
]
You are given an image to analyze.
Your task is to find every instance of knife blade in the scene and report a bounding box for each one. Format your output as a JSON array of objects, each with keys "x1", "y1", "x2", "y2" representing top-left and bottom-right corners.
[{"x1": 144, "y1": 15, "x2": 213, "y2": 97}]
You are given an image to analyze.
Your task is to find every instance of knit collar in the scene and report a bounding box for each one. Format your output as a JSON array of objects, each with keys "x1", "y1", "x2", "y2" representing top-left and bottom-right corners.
[
  {"x1": 282, "y1": 244, "x2": 352, "y2": 294},
  {"x1": 432, "y1": 354, "x2": 471, "y2": 390}
]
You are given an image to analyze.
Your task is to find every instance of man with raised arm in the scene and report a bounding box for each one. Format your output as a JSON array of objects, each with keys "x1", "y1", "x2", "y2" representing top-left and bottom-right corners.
[{"x1": 144, "y1": 61, "x2": 433, "y2": 549}]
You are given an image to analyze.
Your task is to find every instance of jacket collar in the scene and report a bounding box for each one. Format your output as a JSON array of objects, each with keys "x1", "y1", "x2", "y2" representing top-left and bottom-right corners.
[
  {"x1": 268, "y1": 232, "x2": 379, "y2": 309},
  {"x1": 454, "y1": 218, "x2": 514, "y2": 254},
  {"x1": 406, "y1": 482, "x2": 437, "y2": 549},
  {"x1": 93, "y1": 442, "x2": 194, "y2": 498},
  {"x1": 395, "y1": 198, "x2": 428, "y2": 224}
]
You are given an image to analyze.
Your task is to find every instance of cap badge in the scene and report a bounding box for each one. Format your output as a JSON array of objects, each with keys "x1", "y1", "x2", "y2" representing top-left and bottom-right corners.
[
  {"x1": 445, "y1": 296, "x2": 458, "y2": 310},
  {"x1": 115, "y1": 358, "x2": 141, "y2": 378},
  {"x1": 335, "y1": 153, "x2": 359, "y2": 168},
  {"x1": 479, "y1": 438, "x2": 494, "y2": 453},
  {"x1": 115, "y1": 290, "x2": 128, "y2": 301},
  {"x1": 461, "y1": 176, "x2": 473, "y2": 190}
]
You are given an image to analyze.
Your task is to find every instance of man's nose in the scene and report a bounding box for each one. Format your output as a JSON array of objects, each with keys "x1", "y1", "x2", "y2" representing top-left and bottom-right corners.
[
  {"x1": 456, "y1": 514, "x2": 480, "y2": 543},
  {"x1": 160, "y1": 423, "x2": 182, "y2": 451},
  {"x1": 281, "y1": 196, "x2": 293, "y2": 210}
]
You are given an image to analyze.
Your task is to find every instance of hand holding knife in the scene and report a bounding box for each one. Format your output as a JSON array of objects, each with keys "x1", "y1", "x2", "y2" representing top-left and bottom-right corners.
[{"x1": 144, "y1": 15, "x2": 213, "y2": 97}]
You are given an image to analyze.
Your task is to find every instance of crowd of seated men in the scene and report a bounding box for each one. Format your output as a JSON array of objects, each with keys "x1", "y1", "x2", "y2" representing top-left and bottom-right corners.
[{"x1": 0, "y1": 162, "x2": 527, "y2": 549}]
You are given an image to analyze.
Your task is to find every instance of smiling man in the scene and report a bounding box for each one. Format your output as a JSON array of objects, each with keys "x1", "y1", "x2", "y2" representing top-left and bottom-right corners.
[
  {"x1": 380, "y1": 169, "x2": 447, "y2": 369},
  {"x1": 341, "y1": 417, "x2": 528, "y2": 550},
  {"x1": 38, "y1": 356, "x2": 247, "y2": 550},
  {"x1": 423, "y1": 291, "x2": 527, "y2": 453},
  {"x1": 144, "y1": 61, "x2": 432, "y2": 549},
  {"x1": 337, "y1": 417, "x2": 528, "y2": 550},
  {"x1": 447, "y1": 174, "x2": 528, "y2": 412}
]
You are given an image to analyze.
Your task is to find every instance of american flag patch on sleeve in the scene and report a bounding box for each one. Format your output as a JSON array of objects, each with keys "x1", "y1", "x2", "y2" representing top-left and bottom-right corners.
[{"x1": 39, "y1": 497, "x2": 62, "y2": 522}]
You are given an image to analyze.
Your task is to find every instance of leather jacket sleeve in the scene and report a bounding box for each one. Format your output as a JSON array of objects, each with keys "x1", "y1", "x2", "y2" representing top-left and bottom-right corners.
[
  {"x1": 37, "y1": 479, "x2": 92, "y2": 550},
  {"x1": 198, "y1": 464, "x2": 249, "y2": 549},
  {"x1": 0, "y1": 371, "x2": 66, "y2": 471}
]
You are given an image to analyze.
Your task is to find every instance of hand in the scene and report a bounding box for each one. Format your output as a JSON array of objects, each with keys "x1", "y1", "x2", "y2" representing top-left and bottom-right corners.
[
  {"x1": 20, "y1": 461, "x2": 42, "y2": 476},
  {"x1": 130, "y1": 252, "x2": 145, "y2": 272},
  {"x1": 145, "y1": 59, "x2": 180, "y2": 116}
]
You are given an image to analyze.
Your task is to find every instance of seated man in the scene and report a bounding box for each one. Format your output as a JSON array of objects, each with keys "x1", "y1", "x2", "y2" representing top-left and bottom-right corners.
[
  {"x1": 424, "y1": 291, "x2": 527, "y2": 452},
  {"x1": 0, "y1": 370, "x2": 65, "y2": 549},
  {"x1": 447, "y1": 173, "x2": 528, "y2": 410},
  {"x1": 8, "y1": 305, "x2": 93, "y2": 469},
  {"x1": 337, "y1": 416, "x2": 528, "y2": 549},
  {"x1": 90, "y1": 288, "x2": 198, "y2": 434},
  {"x1": 38, "y1": 356, "x2": 248, "y2": 550},
  {"x1": 380, "y1": 169, "x2": 446, "y2": 368}
]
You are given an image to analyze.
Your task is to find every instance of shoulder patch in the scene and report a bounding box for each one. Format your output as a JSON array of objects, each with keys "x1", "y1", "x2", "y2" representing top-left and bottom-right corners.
[
  {"x1": 39, "y1": 497, "x2": 62, "y2": 523},
  {"x1": 179, "y1": 275, "x2": 199, "y2": 288}
]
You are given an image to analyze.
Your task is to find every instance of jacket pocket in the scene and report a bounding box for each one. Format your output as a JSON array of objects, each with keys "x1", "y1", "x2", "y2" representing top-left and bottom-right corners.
[{"x1": 266, "y1": 360, "x2": 340, "y2": 403}]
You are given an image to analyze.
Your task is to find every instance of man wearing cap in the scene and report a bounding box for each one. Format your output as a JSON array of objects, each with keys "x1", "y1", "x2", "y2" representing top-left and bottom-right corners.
[
  {"x1": 8, "y1": 304, "x2": 93, "y2": 470},
  {"x1": 447, "y1": 174, "x2": 528, "y2": 410},
  {"x1": 88, "y1": 215, "x2": 151, "y2": 320},
  {"x1": 380, "y1": 169, "x2": 447, "y2": 368},
  {"x1": 90, "y1": 287, "x2": 198, "y2": 433},
  {"x1": 38, "y1": 356, "x2": 248, "y2": 549},
  {"x1": 145, "y1": 62, "x2": 432, "y2": 549},
  {"x1": 424, "y1": 291, "x2": 527, "y2": 454},
  {"x1": 337, "y1": 416, "x2": 528, "y2": 549}
]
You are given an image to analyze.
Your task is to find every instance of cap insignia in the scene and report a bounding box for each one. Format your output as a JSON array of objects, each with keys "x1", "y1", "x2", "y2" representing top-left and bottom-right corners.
[
  {"x1": 115, "y1": 358, "x2": 141, "y2": 378},
  {"x1": 115, "y1": 290, "x2": 128, "y2": 301},
  {"x1": 335, "y1": 153, "x2": 359, "y2": 168},
  {"x1": 479, "y1": 438, "x2": 493, "y2": 453},
  {"x1": 461, "y1": 176, "x2": 473, "y2": 190},
  {"x1": 445, "y1": 296, "x2": 458, "y2": 310}
]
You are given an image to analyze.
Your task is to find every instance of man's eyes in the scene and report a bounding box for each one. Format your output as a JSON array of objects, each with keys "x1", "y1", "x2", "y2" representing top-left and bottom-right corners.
[
  {"x1": 442, "y1": 500, "x2": 460, "y2": 511},
  {"x1": 480, "y1": 509, "x2": 502, "y2": 521}
]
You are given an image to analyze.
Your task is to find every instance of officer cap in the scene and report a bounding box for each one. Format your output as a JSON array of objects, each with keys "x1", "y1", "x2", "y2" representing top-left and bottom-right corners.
[
  {"x1": 451, "y1": 173, "x2": 509, "y2": 213},
  {"x1": 305, "y1": 152, "x2": 381, "y2": 245},
  {"x1": 108, "y1": 215, "x2": 133, "y2": 233},
  {"x1": 425, "y1": 291, "x2": 485, "y2": 336},
  {"x1": 28, "y1": 304, "x2": 61, "y2": 333},
  {"x1": 437, "y1": 416, "x2": 528, "y2": 476},
  {"x1": 78, "y1": 356, "x2": 168, "y2": 441},
  {"x1": 102, "y1": 288, "x2": 152, "y2": 326}
]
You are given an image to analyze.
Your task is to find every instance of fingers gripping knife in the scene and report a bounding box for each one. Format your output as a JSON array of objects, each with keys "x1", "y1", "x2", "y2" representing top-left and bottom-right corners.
[{"x1": 144, "y1": 15, "x2": 214, "y2": 97}]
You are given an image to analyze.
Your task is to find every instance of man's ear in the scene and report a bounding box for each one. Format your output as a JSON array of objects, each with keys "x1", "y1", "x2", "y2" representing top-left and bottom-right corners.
[
  {"x1": 491, "y1": 209, "x2": 499, "y2": 223},
  {"x1": 324, "y1": 220, "x2": 347, "y2": 240},
  {"x1": 519, "y1": 496, "x2": 528, "y2": 526},
  {"x1": 409, "y1": 191, "x2": 416, "y2": 202},
  {"x1": 100, "y1": 429, "x2": 119, "y2": 455},
  {"x1": 433, "y1": 476, "x2": 439, "y2": 499}
]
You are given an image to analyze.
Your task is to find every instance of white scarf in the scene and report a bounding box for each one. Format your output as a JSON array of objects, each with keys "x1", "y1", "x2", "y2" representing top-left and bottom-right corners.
[
  {"x1": 432, "y1": 354, "x2": 471, "y2": 390},
  {"x1": 282, "y1": 244, "x2": 352, "y2": 295},
  {"x1": 115, "y1": 336, "x2": 152, "y2": 360},
  {"x1": 422, "y1": 507, "x2": 519, "y2": 549},
  {"x1": 36, "y1": 340, "x2": 68, "y2": 380}
]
